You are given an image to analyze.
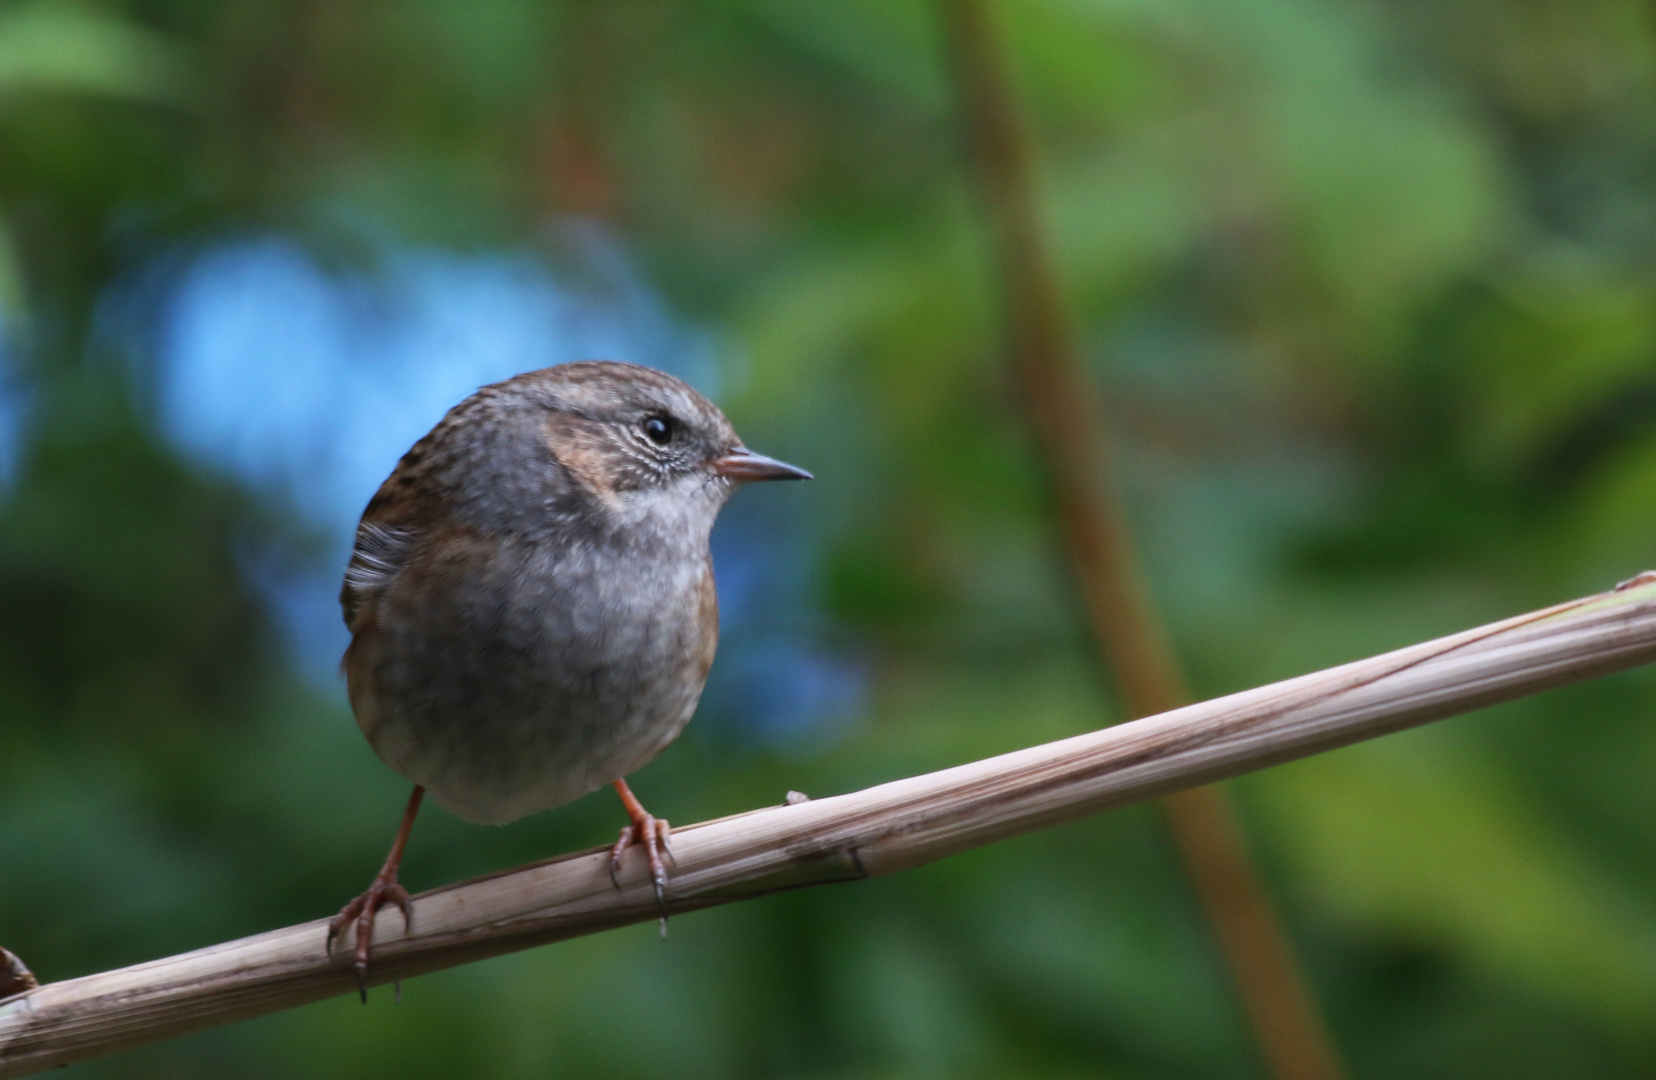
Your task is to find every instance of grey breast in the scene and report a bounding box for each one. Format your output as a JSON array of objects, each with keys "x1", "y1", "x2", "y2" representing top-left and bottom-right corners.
[{"x1": 358, "y1": 519, "x2": 714, "y2": 826}]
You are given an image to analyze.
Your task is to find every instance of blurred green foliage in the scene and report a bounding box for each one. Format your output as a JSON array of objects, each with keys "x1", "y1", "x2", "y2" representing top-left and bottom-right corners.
[{"x1": 4, "y1": 0, "x2": 1656, "y2": 1077}]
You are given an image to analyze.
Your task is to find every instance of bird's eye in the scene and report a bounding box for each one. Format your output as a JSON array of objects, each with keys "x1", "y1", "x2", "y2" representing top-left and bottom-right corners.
[{"x1": 642, "y1": 415, "x2": 674, "y2": 445}]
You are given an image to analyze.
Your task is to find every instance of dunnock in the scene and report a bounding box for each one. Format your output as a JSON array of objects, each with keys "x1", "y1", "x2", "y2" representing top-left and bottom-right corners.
[{"x1": 330, "y1": 361, "x2": 809, "y2": 996}]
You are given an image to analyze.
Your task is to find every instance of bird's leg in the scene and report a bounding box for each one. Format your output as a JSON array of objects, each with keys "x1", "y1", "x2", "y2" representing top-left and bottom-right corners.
[
  {"x1": 329, "y1": 785, "x2": 423, "y2": 1002},
  {"x1": 608, "y1": 777, "x2": 673, "y2": 936}
]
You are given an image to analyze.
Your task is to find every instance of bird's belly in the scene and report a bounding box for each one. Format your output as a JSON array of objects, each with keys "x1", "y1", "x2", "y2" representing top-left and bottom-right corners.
[
  {"x1": 355, "y1": 551, "x2": 714, "y2": 825},
  {"x1": 375, "y1": 670, "x2": 699, "y2": 826}
]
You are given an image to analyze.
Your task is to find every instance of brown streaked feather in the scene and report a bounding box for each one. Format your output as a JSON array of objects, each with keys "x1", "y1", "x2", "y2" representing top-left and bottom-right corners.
[{"x1": 340, "y1": 425, "x2": 452, "y2": 633}]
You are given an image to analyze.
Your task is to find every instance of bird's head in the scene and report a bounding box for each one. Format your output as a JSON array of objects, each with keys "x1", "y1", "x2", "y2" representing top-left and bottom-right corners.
[{"x1": 521, "y1": 361, "x2": 810, "y2": 535}]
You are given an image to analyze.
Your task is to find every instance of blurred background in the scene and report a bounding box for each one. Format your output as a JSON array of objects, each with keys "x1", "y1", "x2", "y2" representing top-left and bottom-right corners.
[{"x1": 3, "y1": 0, "x2": 1656, "y2": 1076}]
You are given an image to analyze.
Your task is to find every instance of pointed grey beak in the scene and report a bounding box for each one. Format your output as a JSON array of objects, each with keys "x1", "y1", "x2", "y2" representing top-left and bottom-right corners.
[{"x1": 712, "y1": 446, "x2": 813, "y2": 482}]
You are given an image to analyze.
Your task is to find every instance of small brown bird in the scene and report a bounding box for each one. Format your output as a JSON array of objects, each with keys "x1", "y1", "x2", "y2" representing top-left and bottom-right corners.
[{"x1": 330, "y1": 361, "x2": 809, "y2": 997}]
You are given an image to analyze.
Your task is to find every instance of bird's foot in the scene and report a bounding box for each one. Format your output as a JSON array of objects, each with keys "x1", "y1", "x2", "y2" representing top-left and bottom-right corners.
[
  {"x1": 0, "y1": 946, "x2": 37, "y2": 1001},
  {"x1": 608, "y1": 786, "x2": 674, "y2": 937},
  {"x1": 327, "y1": 871, "x2": 413, "y2": 1003}
]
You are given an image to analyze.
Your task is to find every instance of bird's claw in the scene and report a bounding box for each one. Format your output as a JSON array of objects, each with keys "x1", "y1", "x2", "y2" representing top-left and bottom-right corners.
[
  {"x1": 0, "y1": 947, "x2": 37, "y2": 1001},
  {"x1": 609, "y1": 814, "x2": 674, "y2": 936},
  {"x1": 327, "y1": 875, "x2": 413, "y2": 1003}
]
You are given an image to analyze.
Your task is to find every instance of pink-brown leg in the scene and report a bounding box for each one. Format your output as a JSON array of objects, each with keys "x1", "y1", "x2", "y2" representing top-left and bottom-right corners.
[
  {"x1": 329, "y1": 785, "x2": 423, "y2": 1001},
  {"x1": 608, "y1": 778, "x2": 674, "y2": 936}
]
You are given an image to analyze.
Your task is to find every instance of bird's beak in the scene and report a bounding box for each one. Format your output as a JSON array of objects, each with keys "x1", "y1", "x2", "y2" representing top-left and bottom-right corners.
[{"x1": 712, "y1": 446, "x2": 813, "y2": 482}]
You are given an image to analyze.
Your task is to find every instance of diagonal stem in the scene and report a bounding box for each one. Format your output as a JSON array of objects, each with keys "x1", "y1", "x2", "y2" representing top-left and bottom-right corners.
[{"x1": 5, "y1": 581, "x2": 1655, "y2": 1076}]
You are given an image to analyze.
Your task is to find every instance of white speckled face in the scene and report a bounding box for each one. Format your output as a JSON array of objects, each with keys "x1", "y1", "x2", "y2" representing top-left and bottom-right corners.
[
  {"x1": 525, "y1": 361, "x2": 741, "y2": 511},
  {"x1": 610, "y1": 468, "x2": 732, "y2": 546}
]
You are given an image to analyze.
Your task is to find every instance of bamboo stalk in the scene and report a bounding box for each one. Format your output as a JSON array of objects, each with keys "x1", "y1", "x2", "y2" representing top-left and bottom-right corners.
[
  {"x1": 3, "y1": 580, "x2": 1655, "y2": 1077},
  {"x1": 935, "y1": 2, "x2": 1350, "y2": 1076}
]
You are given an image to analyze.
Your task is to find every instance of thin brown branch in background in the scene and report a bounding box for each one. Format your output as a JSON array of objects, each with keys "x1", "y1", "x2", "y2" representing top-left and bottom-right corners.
[
  {"x1": 936, "y1": 2, "x2": 1350, "y2": 1077},
  {"x1": 4, "y1": 582, "x2": 1655, "y2": 1078}
]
